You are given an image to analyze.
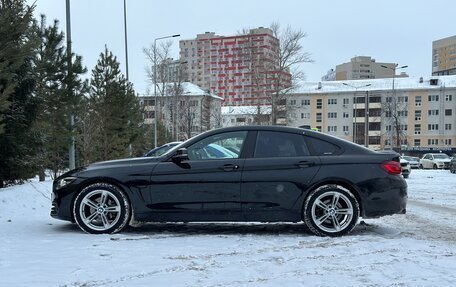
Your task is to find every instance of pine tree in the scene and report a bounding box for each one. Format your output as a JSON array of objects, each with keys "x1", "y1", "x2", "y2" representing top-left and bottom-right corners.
[
  {"x1": 33, "y1": 15, "x2": 87, "y2": 180},
  {"x1": 84, "y1": 47, "x2": 143, "y2": 162},
  {"x1": 0, "y1": 0, "x2": 40, "y2": 187}
]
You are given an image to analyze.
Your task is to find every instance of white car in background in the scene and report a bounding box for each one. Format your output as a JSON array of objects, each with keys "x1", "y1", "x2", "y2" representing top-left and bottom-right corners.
[
  {"x1": 400, "y1": 157, "x2": 411, "y2": 178},
  {"x1": 402, "y1": 156, "x2": 420, "y2": 169},
  {"x1": 419, "y1": 153, "x2": 451, "y2": 169}
]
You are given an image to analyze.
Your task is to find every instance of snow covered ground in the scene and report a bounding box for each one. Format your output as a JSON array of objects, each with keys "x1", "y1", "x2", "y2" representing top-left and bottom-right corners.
[{"x1": 0, "y1": 170, "x2": 455, "y2": 287}]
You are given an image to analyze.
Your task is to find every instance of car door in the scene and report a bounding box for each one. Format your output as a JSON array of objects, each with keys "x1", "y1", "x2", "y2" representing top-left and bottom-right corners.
[
  {"x1": 240, "y1": 131, "x2": 321, "y2": 221},
  {"x1": 147, "y1": 131, "x2": 248, "y2": 221},
  {"x1": 423, "y1": 154, "x2": 431, "y2": 168}
]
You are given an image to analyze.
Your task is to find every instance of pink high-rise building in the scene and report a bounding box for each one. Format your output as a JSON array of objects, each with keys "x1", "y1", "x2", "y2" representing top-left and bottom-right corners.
[{"x1": 180, "y1": 27, "x2": 291, "y2": 106}]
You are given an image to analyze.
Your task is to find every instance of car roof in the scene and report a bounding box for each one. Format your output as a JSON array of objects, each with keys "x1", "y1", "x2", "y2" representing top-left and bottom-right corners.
[{"x1": 191, "y1": 125, "x2": 374, "y2": 155}]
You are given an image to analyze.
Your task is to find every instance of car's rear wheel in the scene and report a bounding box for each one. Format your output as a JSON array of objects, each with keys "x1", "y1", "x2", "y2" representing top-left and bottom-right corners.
[
  {"x1": 304, "y1": 185, "x2": 359, "y2": 237},
  {"x1": 433, "y1": 164, "x2": 438, "y2": 169},
  {"x1": 73, "y1": 183, "x2": 131, "y2": 234},
  {"x1": 419, "y1": 164, "x2": 424, "y2": 169}
]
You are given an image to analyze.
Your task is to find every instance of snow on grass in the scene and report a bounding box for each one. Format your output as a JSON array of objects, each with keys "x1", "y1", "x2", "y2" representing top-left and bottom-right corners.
[{"x1": 0, "y1": 171, "x2": 455, "y2": 287}]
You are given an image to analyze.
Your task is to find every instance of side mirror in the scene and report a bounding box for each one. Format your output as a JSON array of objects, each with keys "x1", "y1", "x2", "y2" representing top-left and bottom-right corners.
[{"x1": 172, "y1": 148, "x2": 189, "y2": 163}]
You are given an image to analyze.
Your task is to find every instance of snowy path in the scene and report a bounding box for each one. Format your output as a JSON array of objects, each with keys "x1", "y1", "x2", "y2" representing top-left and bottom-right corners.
[{"x1": 0, "y1": 170, "x2": 455, "y2": 287}]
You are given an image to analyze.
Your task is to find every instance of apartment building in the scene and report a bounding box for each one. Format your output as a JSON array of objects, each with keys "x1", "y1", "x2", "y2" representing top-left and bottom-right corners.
[
  {"x1": 140, "y1": 82, "x2": 222, "y2": 140},
  {"x1": 179, "y1": 27, "x2": 291, "y2": 106},
  {"x1": 331, "y1": 56, "x2": 408, "y2": 81},
  {"x1": 287, "y1": 76, "x2": 456, "y2": 153},
  {"x1": 432, "y1": 35, "x2": 456, "y2": 76}
]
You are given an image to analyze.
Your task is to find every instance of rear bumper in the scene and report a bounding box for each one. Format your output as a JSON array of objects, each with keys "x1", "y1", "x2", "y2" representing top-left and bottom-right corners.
[{"x1": 360, "y1": 176, "x2": 407, "y2": 218}]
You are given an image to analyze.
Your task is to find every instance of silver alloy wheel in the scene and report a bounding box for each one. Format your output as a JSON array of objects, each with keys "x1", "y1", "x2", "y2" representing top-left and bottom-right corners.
[
  {"x1": 310, "y1": 191, "x2": 354, "y2": 233},
  {"x1": 78, "y1": 189, "x2": 122, "y2": 232}
]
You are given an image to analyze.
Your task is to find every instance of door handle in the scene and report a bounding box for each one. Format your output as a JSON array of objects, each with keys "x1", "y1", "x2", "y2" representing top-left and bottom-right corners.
[
  {"x1": 219, "y1": 164, "x2": 239, "y2": 171},
  {"x1": 294, "y1": 160, "x2": 315, "y2": 168}
]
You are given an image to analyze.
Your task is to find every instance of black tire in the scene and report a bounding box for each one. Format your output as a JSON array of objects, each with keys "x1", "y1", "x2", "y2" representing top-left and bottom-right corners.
[
  {"x1": 303, "y1": 185, "x2": 359, "y2": 237},
  {"x1": 419, "y1": 164, "x2": 424, "y2": 169},
  {"x1": 403, "y1": 174, "x2": 409, "y2": 179},
  {"x1": 73, "y1": 183, "x2": 131, "y2": 234},
  {"x1": 433, "y1": 164, "x2": 438, "y2": 170}
]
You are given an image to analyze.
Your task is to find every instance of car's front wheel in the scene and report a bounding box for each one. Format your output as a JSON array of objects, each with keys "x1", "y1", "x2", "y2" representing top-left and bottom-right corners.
[
  {"x1": 73, "y1": 183, "x2": 131, "y2": 234},
  {"x1": 304, "y1": 185, "x2": 359, "y2": 237}
]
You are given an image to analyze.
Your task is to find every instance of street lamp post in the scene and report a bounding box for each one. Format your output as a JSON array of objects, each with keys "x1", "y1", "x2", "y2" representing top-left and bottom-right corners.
[
  {"x1": 153, "y1": 34, "x2": 180, "y2": 148},
  {"x1": 381, "y1": 64, "x2": 408, "y2": 148},
  {"x1": 343, "y1": 83, "x2": 371, "y2": 146}
]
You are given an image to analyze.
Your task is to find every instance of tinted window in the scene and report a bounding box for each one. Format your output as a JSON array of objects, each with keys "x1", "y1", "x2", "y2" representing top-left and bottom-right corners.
[
  {"x1": 187, "y1": 131, "x2": 247, "y2": 160},
  {"x1": 307, "y1": 137, "x2": 340, "y2": 156},
  {"x1": 254, "y1": 131, "x2": 309, "y2": 158}
]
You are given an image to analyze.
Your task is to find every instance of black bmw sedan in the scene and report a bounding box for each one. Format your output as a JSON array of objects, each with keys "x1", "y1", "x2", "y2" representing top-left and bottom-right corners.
[{"x1": 51, "y1": 126, "x2": 407, "y2": 237}]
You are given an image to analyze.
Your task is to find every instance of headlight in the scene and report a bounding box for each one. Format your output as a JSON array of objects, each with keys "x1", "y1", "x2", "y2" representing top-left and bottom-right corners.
[{"x1": 56, "y1": 177, "x2": 77, "y2": 189}]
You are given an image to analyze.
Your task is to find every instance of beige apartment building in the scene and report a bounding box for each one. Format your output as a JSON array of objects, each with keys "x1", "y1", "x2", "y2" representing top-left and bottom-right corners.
[
  {"x1": 287, "y1": 76, "x2": 456, "y2": 154},
  {"x1": 179, "y1": 27, "x2": 291, "y2": 106},
  {"x1": 329, "y1": 56, "x2": 408, "y2": 81},
  {"x1": 432, "y1": 35, "x2": 456, "y2": 76}
]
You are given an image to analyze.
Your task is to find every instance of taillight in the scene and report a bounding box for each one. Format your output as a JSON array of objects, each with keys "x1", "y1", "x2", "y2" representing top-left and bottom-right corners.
[{"x1": 381, "y1": 160, "x2": 402, "y2": 175}]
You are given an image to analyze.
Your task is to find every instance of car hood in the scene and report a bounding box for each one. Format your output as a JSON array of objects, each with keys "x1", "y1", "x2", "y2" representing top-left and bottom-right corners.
[
  {"x1": 57, "y1": 157, "x2": 161, "y2": 179},
  {"x1": 88, "y1": 157, "x2": 160, "y2": 169}
]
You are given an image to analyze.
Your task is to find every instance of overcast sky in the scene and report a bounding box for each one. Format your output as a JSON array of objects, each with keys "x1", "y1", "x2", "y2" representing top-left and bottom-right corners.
[{"x1": 28, "y1": 0, "x2": 456, "y2": 94}]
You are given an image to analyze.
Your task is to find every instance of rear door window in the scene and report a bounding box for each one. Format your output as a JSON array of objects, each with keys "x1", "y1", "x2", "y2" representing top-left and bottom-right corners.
[
  {"x1": 254, "y1": 131, "x2": 309, "y2": 158},
  {"x1": 307, "y1": 137, "x2": 341, "y2": 156}
]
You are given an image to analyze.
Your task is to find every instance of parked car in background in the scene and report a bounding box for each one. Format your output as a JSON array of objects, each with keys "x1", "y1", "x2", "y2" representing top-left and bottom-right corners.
[
  {"x1": 450, "y1": 157, "x2": 456, "y2": 174},
  {"x1": 401, "y1": 156, "x2": 420, "y2": 169},
  {"x1": 145, "y1": 142, "x2": 182, "y2": 157},
  {"x1": 400, "y1": 157, "x2": 411, "y2": 178},
  {"x1": 419, "y1": 153, "x2": 451, "y2": 169},
  {"x1": 52, "y1": 126, "x2": 407, "y2": 237}
]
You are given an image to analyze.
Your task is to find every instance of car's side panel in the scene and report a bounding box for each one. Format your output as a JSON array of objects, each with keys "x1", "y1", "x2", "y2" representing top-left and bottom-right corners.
[
  {"x1": 240, "y1": 156, "x2": 321, "y2": 221},
  {"x1": 144, "y1": 158, "x2": 245, "y2": 222}
]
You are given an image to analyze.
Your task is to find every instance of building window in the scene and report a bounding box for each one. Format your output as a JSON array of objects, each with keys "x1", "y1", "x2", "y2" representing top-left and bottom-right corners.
[
  {"x1": 398, "y1": 96, "x2": 408, "y2": 103},
  {"x1": 328, "y1": 98, "x2": 337, "y2": 105},
  {"x1": 328, "y1": 112, "x2": 337, "y2": 119},
  {"x1": 316, "y1": 99, "x2": 322, "y2": 109},
  {"x1": 415, "y1": 110, "x2": 421, "y2": 121},
  {"x1": 445, "y1": 139, "x2": 452, "y2": 145},
  {"x1": 415, "y1": 96, "x2": 422, "y2": 106},
  {"x1": 428, "y1": 124, "x2": 439, "y2": 131},
  {"x1": 316, "y1": 113, "x2": 322, "y2": 122},
  {"x1": 369, "y1": 122, "x2": 381, "y2": 131},
  {"x1": 343, "y1": 125, "x2": 349, "y2": 132},
  {"x1": 445, "y1": 123, "x2": 452, "y2": 130},
  {"x1": 301, "y1": 113, "x2": 310, "y2": 119},
  {"x1": 445, "y1": 94, "x2": 453, "y2": 101},
  {"x1": 414, "y1": 124, "x2": 421, "y2": 135},
  {"x1": 428, "y1": 95, "x2": 439, "y2": 102},
  {"x1": 316, "y1": 126, "x2": 322, "y2": 132},
  {"x1": 414, "y1": 139, "x2": 420, "y2": 146},
  {"x1": 428, "y1": 109, "x2": 439, "y2": 116},
  {"x1": 343, "y1": 112, "x2": 349, "y2": 118},
  {"x1": 398, "y1": 110, "x2": 408, "y2": 117},
  {"x1": 369, "y1": 136, "x2": 381, "y2": 145},
  {"x1": 327, "y1": 126, "x2": 337, "y2": 132},
  {"x1": 343, "y1": 98, "x2": 349, "y2": 105},
  {"x1": 301, "y1": 99, "x2": 310, "y2": 106},
  {"x1": 428, "y1": 139, "x2": 439, "y2": 145},
  {"x1": 289, "y1": 99, "x2": 296, "y2": 106},
  {"x1": 445, "y1": 109, "x2": 453, "y2": 116},
  {"x1": 386, "y1": 125, "x2": 392, "y2": 132}
]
